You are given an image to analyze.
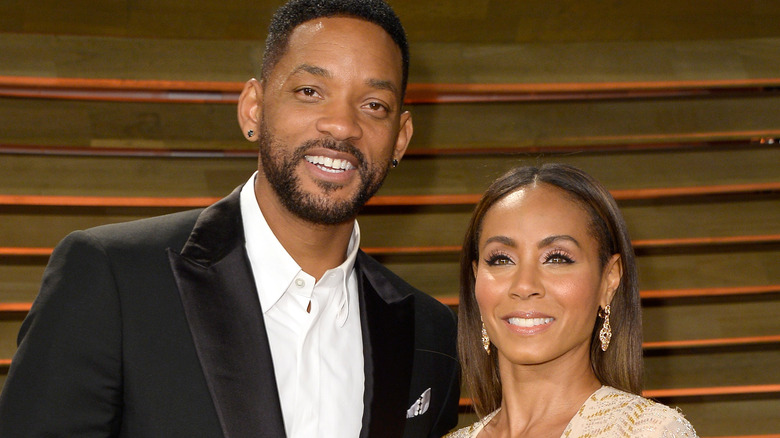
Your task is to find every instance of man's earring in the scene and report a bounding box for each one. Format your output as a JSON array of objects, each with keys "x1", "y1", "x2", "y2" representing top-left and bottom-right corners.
[
  {"x1": 391, "y1": 158, "x2": 398, "y2": 168},
  {"x1": 247, "y1": 129, "x2": 254, "y2": 138},
  {"x1": 481, "y1": 320, "x2": 491, "y2": 354},
  {"x1": 599, "y1": 304, "x2": 612, "y2": 352}
]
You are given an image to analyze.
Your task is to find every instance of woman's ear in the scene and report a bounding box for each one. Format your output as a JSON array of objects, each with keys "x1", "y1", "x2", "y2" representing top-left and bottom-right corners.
[
  {"x1": 237, "y1": 78, "x2": 263, "y2": 141},
  {"x1": 600, "y1": 254, "x2": 623, "y2": 307}
]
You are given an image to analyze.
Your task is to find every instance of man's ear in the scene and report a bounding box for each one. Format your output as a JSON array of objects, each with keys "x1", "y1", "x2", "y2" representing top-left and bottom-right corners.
[
  {"x1": 391, "y1": 110, "x2": 413, "y2": 164},
  {"x1": 237, "y1": 78, "x2": 263, "y2": 141},
  {"x1": 600, "y1": 254, "x2": 622, "y2": 307}
]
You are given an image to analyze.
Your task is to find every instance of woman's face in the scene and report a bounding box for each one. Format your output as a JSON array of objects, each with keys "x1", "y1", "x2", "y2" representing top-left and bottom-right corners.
[{"x1": 474, "y1": 183, "x2": 621, "y2": 368}]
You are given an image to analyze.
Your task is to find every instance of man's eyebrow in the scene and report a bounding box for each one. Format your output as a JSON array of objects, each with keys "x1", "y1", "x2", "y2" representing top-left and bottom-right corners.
[
  {"x1": 366, "y1": 78, "x2": 398, "y2": 95},
  {"x1": 538, "y1": 235, "x2": 580, "y2": 249},
  {"x1": 291, "y1": 63, "x2": 332, "y2": 78}
]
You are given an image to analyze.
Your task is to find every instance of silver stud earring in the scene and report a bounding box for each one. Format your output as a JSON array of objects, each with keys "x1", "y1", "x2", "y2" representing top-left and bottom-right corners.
[{"x1": 247, "y1": 129, "x2": 254, "y2": 138}]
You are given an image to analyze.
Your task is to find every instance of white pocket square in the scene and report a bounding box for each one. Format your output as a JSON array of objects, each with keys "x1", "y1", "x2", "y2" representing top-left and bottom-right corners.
[{"x1": 406, "y1": 388, "x2": 431, "y2": 418}]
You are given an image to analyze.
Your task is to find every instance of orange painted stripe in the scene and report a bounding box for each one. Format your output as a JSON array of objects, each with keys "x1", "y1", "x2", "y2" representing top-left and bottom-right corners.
[
  {"x1": 0, "y1": 247, "x2": 51, "y2": 256},
  {"x1": 632, "y1": 234, "x2": 780, "y2": 248},
  {"x1": 0, "y1": 303, "x2": 31, "y2": 312},
  {"x1": 0, "y1": 182, "x2": 778, "y2": 209},
  {"x1": 458, "y1": 384, "x2": 780, "y2": 408},
  {"x1": 2, "y1": 76, "x2": 779, "y2": 104},
  {"x1": 2, "y1": 232, "x2": 779, "y2": 261},
  {"x1": 3, "y1": 234, "x2": 778, "y2": 260},
  {"x1": 642, "y1": 335, "x2": 780, "y2": 350},
  {"x1": 641, "y1": 285, "x2": 780, "y2": 299},
  {"x1": 436, "y1": 285, "x2": 780, "y2": 307},
  {"x1": 643, "y1": 384, "x2": 780, "y2": 398}
]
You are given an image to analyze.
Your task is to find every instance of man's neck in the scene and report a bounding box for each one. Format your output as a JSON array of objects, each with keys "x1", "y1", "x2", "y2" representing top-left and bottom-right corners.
[{"x1": 254, "y1": 183, "x2": 355, "y2": 282}]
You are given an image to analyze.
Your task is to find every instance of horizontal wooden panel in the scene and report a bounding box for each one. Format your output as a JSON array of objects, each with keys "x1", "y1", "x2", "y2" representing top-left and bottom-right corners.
[
  {"x1": 643, "y1": 295, "x2": 780, "y2": 341},
  {"x1": 456, "y1": 396, "x2": 780, "y2": 436},
  {"x1": 5, "y1": 0, "x2": 780, "y2": 43},
  {"x1": 2, "y1": 22, "x2": 780, "y2": 83},
  {"x1": 3, "y1": 245, "x2": 777, "y2": 303},
  {"x1": 670, "y1": 397, "x2": 780, "y2": 437},
  {"x1": 0, "y1": 263, "x2": 45, "y2": 303},
  {"x1": 0, "y1": 320, "x2": 20, "y2": 358},
  {"x1": 644, "y1": 348, "x2": 780, "y2": 389},
  {"x1": 456, "y1": 386, "x2": 780, "y2": 433},
  {"x1": 378, "y1": 248, "x2": 780, "y2": 297},
  {"x1": 1, "y1": 147, "x2": 778, "y2": 198},
  {"x1": 1, "y1": 193, "x2": 778, "y2": 248},
  {"x1": 2, "y1": 94, "x2": 780, "y2": 149},
  {"x1": 454, "y1": 400, "x2": 777, "y2": 437}
]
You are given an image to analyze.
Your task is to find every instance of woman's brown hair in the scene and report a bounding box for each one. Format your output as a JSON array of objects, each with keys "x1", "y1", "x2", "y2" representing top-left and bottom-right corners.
[{"x1": 458, "y1": 163, "x2": 643, "y2": 417}]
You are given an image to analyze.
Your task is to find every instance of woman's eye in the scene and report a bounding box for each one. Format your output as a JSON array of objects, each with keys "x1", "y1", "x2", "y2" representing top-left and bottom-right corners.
[
  {"x1": 545, "y1": 252, "x2": 573, "y2": 264},
  {"x1": 485, "y1": 254, "x2": 513, "y2": 266}
]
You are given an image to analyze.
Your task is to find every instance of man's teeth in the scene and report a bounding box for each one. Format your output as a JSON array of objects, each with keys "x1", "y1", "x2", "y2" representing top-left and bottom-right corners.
[
  {"x1": 507, "y1": 317, "x2": 554, "y2": 327},
  {"x1": 305, "y1": 155, "x2": 355, "y2": 173}
]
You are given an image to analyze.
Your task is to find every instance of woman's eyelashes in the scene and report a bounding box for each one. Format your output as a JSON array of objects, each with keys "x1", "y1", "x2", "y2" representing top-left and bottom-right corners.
[
  {"x1": 543, "y1": 249, "x2": 574, "y2": 264},
  {"x1": 484, "y1": 251, "x2": 514, "y2": 266},
  {"x1": 482, "y1": 249, "x2": 575, "y2": 266}
]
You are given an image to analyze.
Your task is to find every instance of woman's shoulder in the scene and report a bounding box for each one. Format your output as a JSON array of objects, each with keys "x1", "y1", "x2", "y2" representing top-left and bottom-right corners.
[
  {"x1": 564, "y1": 386, "x2": 698, "y2": 437},
  {"x1": 444, "y1": 409, "x2": 500, "y2": 438}
]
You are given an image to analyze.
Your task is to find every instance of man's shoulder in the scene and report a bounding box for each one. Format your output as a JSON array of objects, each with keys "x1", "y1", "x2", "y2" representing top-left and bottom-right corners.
[{"x1": 64, "y1": 208, "x2": 204, "y2": 255}]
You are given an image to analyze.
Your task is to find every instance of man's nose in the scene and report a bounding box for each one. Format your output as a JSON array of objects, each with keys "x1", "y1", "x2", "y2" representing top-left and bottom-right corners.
[{"x1": 315, "y1": 101, "x2": 363, "y2": 141}]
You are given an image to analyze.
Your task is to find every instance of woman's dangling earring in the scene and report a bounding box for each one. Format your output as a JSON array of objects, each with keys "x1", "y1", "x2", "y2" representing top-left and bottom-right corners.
[
  {"x1": 481, "y1": 320, "x2": 491, "y2": 354},
  {"x1": 599, "y1": 304, "x2": 612, "y2": 351}
]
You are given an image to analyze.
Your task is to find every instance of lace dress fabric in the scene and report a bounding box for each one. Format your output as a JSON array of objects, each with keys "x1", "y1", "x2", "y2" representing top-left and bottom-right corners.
[{"x1": 445, "y1": 386, "x2": 697, "y2": 438}]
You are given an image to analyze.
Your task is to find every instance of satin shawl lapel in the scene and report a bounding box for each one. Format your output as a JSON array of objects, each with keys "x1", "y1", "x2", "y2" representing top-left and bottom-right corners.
[
  {"x1": 168, "y1": 186, "x2": 285, "y2": 438},
  {"x1": 357, "y1": 252, "x2": 416, "y2": 438}
]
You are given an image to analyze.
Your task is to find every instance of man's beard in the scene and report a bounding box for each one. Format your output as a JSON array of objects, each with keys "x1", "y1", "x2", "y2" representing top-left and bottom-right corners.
[{"x1": 257, "y1": 122, "x2": 392, "y2": 225}]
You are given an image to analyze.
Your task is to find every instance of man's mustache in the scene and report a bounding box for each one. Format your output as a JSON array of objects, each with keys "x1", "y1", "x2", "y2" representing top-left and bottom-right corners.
[{"x1": 293, "y1": 138, "x2": 366, "y2": 169}]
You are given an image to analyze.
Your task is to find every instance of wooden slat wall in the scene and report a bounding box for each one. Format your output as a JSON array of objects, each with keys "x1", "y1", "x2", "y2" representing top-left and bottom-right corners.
[{"x1": 1, "y1": 1, "x2": 778, "y2": 436}]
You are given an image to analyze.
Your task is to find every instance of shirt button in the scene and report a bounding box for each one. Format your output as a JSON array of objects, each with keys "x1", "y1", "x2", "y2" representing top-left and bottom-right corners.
[{"x1": 295, "y1": 278, "x2": 305, "y2": 288}]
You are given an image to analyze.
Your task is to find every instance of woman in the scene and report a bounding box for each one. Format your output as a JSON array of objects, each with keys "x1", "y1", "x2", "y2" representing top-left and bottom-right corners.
[{"x1": 447, "y1": 164, "x2": 696, "y2": 437}]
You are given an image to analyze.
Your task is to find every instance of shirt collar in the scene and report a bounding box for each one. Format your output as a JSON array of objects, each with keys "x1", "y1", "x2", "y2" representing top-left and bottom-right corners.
[{"x1": 240, "y1": 173, "x2": 360, "y2": 316}]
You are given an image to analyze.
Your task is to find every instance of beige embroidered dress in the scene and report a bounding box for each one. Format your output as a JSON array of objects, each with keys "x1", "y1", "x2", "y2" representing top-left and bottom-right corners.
[{"x1": 445, "y1": 386, "x2": 697, "y2": 438}]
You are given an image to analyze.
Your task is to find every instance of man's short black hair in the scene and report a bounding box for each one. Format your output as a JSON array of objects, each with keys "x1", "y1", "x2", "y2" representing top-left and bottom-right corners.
[{"x1": 262, "y1": 0, "x2": 410, "y2": 98}]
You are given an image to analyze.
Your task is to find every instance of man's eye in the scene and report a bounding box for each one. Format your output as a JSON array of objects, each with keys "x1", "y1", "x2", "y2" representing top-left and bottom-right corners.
[
  {"x1": 298, "y1": 87, "x2": 318, "y2": 97},
  {"x1": 367, "y1": 102, "x2": 386, "y2": 111}
]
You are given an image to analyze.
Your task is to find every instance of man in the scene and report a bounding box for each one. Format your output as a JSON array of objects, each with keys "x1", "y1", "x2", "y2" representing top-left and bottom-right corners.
[{"x1": 0, "y1": 0, "x2": 459, "y2": 436}]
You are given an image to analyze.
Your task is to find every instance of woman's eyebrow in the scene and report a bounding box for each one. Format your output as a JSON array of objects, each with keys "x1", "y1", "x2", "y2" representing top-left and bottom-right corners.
[
  {"x1": 538, "y1": 234, "x2": 580, "y2": 249},
  {"x1": 483, "y1": 235, "x2": 515, "y2": 247}
]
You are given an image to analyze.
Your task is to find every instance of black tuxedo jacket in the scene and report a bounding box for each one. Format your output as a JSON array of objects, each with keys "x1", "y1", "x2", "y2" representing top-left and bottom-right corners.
[{"x1": 0, "y1": 187, "x2": 460, "y2": 437}]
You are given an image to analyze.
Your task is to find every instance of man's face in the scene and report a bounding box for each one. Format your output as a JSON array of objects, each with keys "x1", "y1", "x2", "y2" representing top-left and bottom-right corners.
[{"x1": 254, "y1": 17, "x2": 412, "y2": 225}]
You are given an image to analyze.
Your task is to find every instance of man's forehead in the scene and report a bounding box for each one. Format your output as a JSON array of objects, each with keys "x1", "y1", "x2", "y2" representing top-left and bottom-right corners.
[
  {"x1": 288, "y1": 16, "x2": 395, "y2": 48},
  {"x1": 277, "y1": 17, "x2": 403, "y2": 83}
]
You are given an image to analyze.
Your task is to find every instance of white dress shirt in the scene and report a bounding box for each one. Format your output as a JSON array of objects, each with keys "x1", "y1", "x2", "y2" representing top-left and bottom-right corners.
[{"x1": 240, "y1": 174, "x2": 365, "y2": 438}]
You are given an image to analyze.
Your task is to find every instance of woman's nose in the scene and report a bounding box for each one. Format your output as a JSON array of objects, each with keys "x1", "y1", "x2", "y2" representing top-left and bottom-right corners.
[{"x1": 509, "y1": 264, "x2": 544, "y2": 299}]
